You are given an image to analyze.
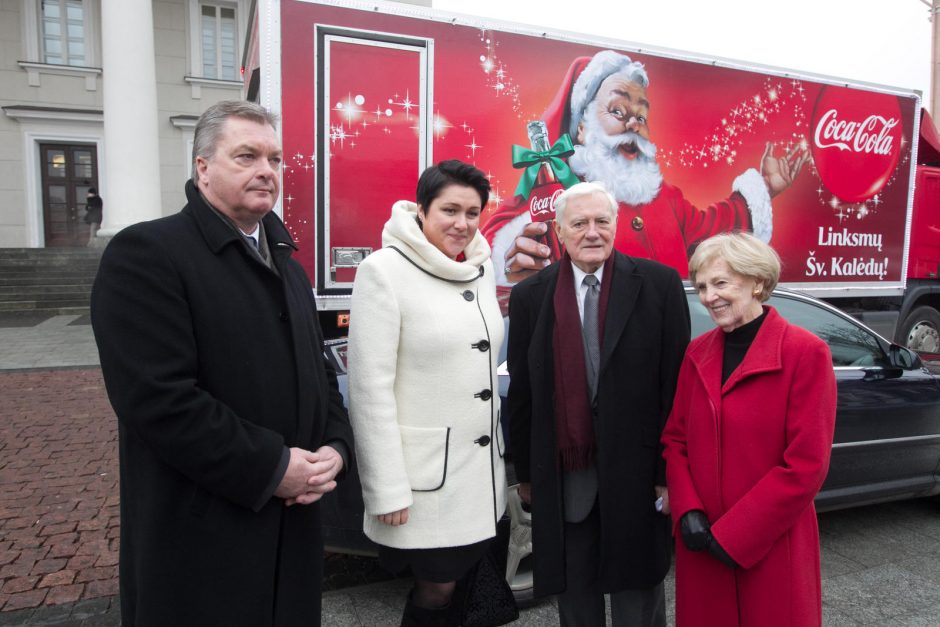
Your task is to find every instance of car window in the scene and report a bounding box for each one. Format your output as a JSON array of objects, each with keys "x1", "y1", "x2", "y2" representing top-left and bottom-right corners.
[
  {"x1": 687, "y1": 297, "x2": 716, "y2": 339},
  {"x1": 769, "y1": 296, "x2": 886, "y2": 367},
  {"x1": 684, "y1": 293, "x2": 886, "y2": 368}
]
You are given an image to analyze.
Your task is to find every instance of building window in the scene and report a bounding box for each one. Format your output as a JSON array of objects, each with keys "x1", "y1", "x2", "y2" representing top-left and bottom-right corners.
[
  {"x1": 200, "y1": 3, "x2": 237, "y2": 80},
  {"x1": 41, "y1": 0, "x2": 85, "y2": 66}
]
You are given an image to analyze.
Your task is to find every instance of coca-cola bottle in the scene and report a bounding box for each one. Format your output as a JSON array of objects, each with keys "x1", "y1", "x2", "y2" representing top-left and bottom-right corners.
[{"x1": 524, "y1": 120, "x2": 564, "y2": 261}]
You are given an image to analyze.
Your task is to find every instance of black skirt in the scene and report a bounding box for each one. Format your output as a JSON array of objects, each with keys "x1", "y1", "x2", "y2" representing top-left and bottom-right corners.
[{"x1": 379, "y1": 537, "x2": 493, "y2": 583}]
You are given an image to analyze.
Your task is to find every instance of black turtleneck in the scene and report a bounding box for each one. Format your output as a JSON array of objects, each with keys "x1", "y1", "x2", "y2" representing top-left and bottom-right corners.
[{"x1": 722, "y1": 308, "x2": 768, "y2": 384}]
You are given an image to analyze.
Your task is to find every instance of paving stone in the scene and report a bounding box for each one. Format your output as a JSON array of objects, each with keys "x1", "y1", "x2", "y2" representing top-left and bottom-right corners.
[
  {"x1": 81, "y1": 579, "x2": 117, "y2": 600},
  {"x1": 67, "y1": 597, "x2": 110, "y2": 619},
  {"x1": 822, "y1": 563, "x2": 939, "y2": 624},
  {"x1": 74, "y1": 567, "x2": 114, "y2": 585},
  {"x1": 0, "y1": 368, "x2": 119, "y2": 617},
  {"x1": 81, "y1": 615, "x2": 121, "y2": 627},
  {"x1": 43, "y1": 583, "x2": 83, "y2": 606},
  {"x1": 46, "y1": 541, "x2": 80, "y2": 560},
  {"x1": 886, "y1": 600, "x2": 940, "y2": 626},
  {"x1": 0, "y1": 607, "x2": 33, "y2": 626},
  {"x1": 38, "y1": 571, "x2": 76, "y2": 589},
  {"x1": 31, "y1": 559, "x2": 68, "y2": 576},
  {"x1": 0, "y1": 577, "x2": 38, "y2": 595},
  {"x1": 1, "y1": 588, "x2": 47, "y2": 612},
  {"x1": 40, "y1": 523, "x2": 77, "y2": 537},
  {"x1": 24, "y1": 601, "x2": 73, "y2": 624},
  {"x1": 64, "y1": 555, "x2": 96, "y2": 571}
]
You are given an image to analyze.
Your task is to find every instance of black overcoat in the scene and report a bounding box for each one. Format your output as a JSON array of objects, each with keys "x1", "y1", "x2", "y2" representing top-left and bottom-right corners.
[
  {"x1": 507, "y1": 251, "x2": 690, "y2": 596},
  {"x1": 91, "y1": 181, "x2": 353, "y2": 626}
]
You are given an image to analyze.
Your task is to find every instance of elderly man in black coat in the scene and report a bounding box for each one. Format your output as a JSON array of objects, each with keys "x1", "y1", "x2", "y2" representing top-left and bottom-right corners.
[
  {"x1": 91, "y1": 101, "x2": 353, "y2": 626},
  {"x1": 507, "y1": 181, "x2": 690, "y2": 626}
]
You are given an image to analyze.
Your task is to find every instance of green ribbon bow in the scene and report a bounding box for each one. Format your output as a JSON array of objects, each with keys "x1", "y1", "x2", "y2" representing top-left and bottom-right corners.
[{"x1": 511, "y1": 134, "x2": 580, "y2": 200}]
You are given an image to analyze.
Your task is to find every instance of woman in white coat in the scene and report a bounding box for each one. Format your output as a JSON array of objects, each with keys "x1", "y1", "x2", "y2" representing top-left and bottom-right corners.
[{"x1": 348, "y1": 160, "x2": 507, "y2": 626}]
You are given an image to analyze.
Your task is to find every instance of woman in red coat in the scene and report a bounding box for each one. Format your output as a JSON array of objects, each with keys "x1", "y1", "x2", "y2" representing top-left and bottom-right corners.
[{"x1": 662, "y1": 232, "x2": 836, "y2": 626}]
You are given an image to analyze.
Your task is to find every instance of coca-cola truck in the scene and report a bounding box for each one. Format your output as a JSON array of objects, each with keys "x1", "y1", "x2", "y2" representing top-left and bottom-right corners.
[{"x1": 243, "y1": 0, "x2": 940, "y2": 352}]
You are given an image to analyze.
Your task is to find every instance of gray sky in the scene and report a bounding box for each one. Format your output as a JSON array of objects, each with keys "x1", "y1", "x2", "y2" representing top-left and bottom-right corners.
[{"x1": 433, "y1": 0, "x2": 933, "y2": 110}]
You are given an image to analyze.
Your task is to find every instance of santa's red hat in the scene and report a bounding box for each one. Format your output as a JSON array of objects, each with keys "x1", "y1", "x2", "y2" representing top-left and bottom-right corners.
[{"x1": 541, "y1": 50, "x2": 649, "y2": 142}]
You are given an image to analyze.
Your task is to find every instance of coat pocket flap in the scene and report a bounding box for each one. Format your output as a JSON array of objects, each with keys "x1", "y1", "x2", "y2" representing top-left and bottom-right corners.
[{"x1": 400, "y1": 425, "x2": 450, "y2": 492}]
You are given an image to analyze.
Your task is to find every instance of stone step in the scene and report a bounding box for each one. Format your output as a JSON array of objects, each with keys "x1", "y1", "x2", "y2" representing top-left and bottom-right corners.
[
  {"x1": 0, "y1": 285, "x2": 94, "y2": 296},
  {"x1": 0, "y1": 298, "x2": 90, "y2": 311},
  {"x1": 0, "y1": 255, "x2": 100, "y2": 265},
  {"x1": 0, "y1": 274, "x2": 94, "y2": 283},
  {"x1": 0, "y1": 305, "x2": 88, "y2": 319},
  {"x1": 0, "y1": 275, "x2": 96, "y2": 284},
  {"x1": 0, "y1": 270, "x2": 97, "y2": 279},
  {"x1": 0, "y1": 247, "x2": 101, "y2": 256},
  {"x1": 0, "y1": 248, "x2": 101, "y2": 315},
  {"x1": 0, "y1": 259, "x2": 101, "y2": 268}
]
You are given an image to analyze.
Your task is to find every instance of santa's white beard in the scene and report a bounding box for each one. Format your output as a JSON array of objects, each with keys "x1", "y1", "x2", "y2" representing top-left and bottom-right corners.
[{"x1": 568, "y1": 112, "x2": 664, "y2": 206}]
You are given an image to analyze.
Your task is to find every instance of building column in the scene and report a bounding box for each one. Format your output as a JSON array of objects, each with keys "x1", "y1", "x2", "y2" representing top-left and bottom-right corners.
[{"x1": 98, "y1": 0, "x2": 162, "y2": 236}]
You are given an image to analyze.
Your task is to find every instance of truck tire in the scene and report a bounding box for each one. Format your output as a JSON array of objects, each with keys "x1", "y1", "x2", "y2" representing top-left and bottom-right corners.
[{"x1": 899, "y1": 306, "x2": 940, "y2": 353}]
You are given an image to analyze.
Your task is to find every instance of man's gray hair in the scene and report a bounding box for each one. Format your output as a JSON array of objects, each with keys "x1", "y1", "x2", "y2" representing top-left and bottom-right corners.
[
  {"x1": 554, "y1": 181, "x2": 618, "y2": 225},
  {"x1": 191, "y1": 100, "x2": 279, "y2": 180}
]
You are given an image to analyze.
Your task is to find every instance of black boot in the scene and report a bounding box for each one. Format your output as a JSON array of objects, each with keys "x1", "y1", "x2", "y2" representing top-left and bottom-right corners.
[{"x1": 400, "y1": 591, "x2": 454, "y2": 627}]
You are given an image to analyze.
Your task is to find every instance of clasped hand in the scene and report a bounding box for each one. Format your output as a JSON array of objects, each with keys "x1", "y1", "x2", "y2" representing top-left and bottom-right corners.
[
  {"x1": 679, "y1": 510, "x2": 737, "y2": 568},
  {"x1": 274, "y1": 446, "x2": 344, "y2": 506}
]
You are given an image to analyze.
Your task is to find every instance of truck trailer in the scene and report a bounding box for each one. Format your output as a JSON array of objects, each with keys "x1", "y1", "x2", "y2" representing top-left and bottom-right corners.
[{"x1": 242, "y1": 0, "x2": 940, "y2": 352}]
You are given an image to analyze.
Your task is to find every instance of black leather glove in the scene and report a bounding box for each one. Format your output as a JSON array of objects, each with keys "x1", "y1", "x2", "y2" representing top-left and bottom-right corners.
[
  {"x1": 706, "y1": 532, "x2": 738, "y2": 568},
  {"x1": 679, "y1": 510, "x2": 711, "y2": 552}
]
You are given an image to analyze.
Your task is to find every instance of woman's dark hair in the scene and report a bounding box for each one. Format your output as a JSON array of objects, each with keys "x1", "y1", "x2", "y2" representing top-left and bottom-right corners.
[{"x1": 416, "y1": 160, "x2": 490, "y2": 212}]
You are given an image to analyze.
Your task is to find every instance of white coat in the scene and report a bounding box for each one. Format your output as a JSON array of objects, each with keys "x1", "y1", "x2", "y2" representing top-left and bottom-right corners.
[{"x1": 348, "y1": 201, "x2": 507, "y2": 549}]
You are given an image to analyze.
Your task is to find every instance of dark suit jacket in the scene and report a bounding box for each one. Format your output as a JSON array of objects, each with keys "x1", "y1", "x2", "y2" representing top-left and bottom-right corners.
[
  {"x1": 507, "y1": 251, "x2": 690, "y2": 596},
  {"x1": 91, "y1": 181, "x2": 353, "y2": 626}
]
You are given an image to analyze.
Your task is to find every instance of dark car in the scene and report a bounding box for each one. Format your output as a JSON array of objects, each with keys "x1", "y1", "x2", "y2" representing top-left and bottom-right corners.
[{"x1": 321, "y1": 288, "x2": 940, "y2": 602}]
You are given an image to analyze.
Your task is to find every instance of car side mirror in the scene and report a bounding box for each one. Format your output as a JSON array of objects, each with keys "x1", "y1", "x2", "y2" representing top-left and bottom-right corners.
[{"x1": 888, "y1": 344, "x2": 922, "y2": 370}]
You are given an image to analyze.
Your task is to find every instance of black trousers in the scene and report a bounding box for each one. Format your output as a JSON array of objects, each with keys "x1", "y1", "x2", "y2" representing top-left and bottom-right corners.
[{"x1": 555, "y1": 503, "x2": 666, "y2": 627}]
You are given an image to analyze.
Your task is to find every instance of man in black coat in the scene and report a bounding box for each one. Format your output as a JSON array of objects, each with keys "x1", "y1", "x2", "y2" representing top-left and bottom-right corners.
[
  {"x1": 91, "y1": 101, "x2": 353, "y2": 626},
  {"x1": 507, "y1": 181, "x2": 690, "y2": 626}
]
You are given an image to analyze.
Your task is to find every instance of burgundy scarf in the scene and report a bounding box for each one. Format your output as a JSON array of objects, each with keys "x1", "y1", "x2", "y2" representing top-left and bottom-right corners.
[{"x1": 552, "y1": 252, "x2": 614, "y2": 471}]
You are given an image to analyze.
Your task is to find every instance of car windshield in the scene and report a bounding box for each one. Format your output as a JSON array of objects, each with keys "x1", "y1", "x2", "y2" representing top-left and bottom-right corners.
[{"x1": 686, "y1": 293, "x2": 887, "y2": 368}]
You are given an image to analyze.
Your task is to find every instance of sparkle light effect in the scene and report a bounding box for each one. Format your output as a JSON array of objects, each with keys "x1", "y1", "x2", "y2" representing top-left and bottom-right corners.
[
  {"x1": 433, "y1": 111, "x2": 453, "y2": 138},
  {"x1": 652, "y1": 77, "x2": 910, "y2": 224},
  {"x1": 476, "y1": 29, "x2": 523, "y2": 119},
  {"x1": 817, "y1": 140, "x2": 910, "y2": 224},
  {"x1": 327, "y1": 89, "x2": 424, "y2": 154},
  {"x1": 665, "y1": 78, "x2": 809, "y2": 172},
  {"x1": 281, "y1": 150, "x2": 317, "y2": 240},
  {"x1": 470, "y1": 30, "x2": 531, "y2": 210}
]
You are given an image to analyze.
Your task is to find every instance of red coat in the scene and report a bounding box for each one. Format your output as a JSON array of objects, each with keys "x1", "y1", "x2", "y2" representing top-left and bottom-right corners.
[{"x1": 662, "y1": 306, "x2": 836, "y2": 627}]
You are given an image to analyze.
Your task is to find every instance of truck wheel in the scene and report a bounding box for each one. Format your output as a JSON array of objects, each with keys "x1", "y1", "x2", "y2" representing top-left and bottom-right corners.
[
  {"x1": 899, "y1": 306, "x2": 940, "y2": 353},
  {"x1": 506, "y1": 484, "x2": 536, "y2": 606}
]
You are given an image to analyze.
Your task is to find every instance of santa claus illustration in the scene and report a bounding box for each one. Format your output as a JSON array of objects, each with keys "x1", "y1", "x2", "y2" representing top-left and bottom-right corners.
[{"x1": 483, "y1": 50, "x2": 807, "y2": 288}]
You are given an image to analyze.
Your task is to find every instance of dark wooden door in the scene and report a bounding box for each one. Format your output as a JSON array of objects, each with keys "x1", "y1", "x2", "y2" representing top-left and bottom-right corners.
[{"x1": 41, "y1": 144, "x2": 98, "y2": 247}]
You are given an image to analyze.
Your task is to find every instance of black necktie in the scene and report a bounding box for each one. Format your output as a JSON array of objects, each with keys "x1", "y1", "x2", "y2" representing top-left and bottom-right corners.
[{"x1": 582, "y1": 274, "x2": 600, "y2": 395}]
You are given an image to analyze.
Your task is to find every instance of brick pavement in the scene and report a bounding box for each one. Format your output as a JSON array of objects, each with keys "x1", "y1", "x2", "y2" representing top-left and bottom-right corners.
[{"x1": 0, "y1": 368, "x2": 119, "y2": 615}]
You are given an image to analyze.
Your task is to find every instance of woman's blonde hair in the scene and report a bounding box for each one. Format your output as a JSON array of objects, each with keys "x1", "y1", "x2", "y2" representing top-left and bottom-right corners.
[{"x1": 688, "y1": 232, "x2": 781, "y2": 302}]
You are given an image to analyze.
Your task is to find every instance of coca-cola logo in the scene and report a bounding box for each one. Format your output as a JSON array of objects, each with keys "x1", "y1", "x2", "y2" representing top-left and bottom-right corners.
[
  {"x1": 814, "y1": 110, "x2": 898, "y2": 155},
  {"x1": 529, "y1": 188, "x2": 564, "y2": 219},
  {"x1": 810, "y1": 87, "x2": 902, "y2": 203}
]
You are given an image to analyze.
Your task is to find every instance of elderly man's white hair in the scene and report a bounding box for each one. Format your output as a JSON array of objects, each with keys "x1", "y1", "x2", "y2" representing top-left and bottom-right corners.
[
  {"x1": 554, "y1": 180, "x2": 618, "y2": 225},
  {"x1": 568, "y1": 50, "x2": 650, "y2": 139}
]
